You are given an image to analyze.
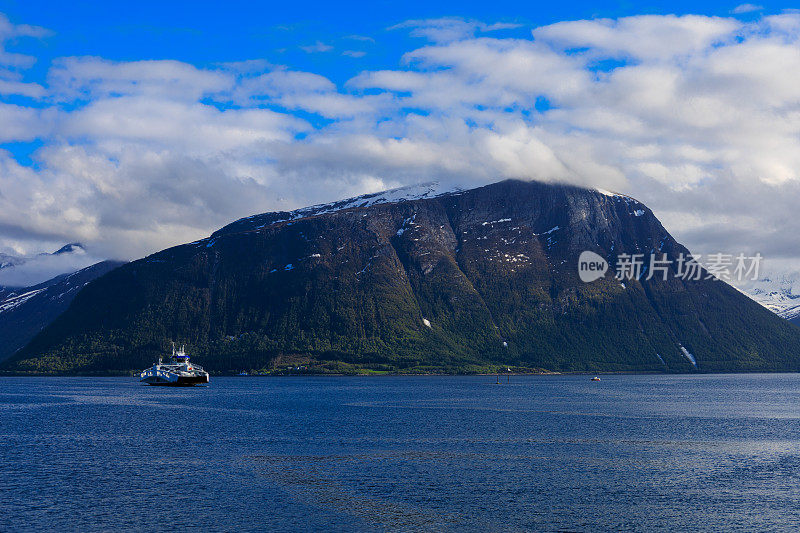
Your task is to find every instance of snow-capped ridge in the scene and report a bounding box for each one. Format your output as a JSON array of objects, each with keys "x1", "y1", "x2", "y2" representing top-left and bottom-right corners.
[
  {"x1": 212, "y1": 181, "x2": 464, "y2": 238},
  {"x1": 595, "y1": 187, "x2": 642, "y2": 206},
  {"x1": 279, "y1": 181, "x2": 462, "y2": 220},
  {"x1": 209, "y1": 180, "x2": 651, "y2": 250}
]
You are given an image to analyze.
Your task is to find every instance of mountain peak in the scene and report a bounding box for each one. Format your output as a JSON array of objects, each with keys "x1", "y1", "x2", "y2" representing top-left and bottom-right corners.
[{"x1": 52, "y1": 243, "x2": 85, "y2": 255}]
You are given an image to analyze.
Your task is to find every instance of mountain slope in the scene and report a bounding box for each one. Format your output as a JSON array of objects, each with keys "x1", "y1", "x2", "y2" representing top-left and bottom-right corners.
[
  {"x1": 0, "y1": 261, "x2": 124, "y2": 362},
  {"x1": 4, "y1": 179, "x2": 800, "y2": 375}
]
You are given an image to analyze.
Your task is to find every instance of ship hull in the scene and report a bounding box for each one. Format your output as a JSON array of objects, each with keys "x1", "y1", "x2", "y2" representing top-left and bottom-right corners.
[
  {"x1": 140, "y1": 373, "x2": 209, "y2": 386},
  {"x1": 175, "y1": 374, "x2": 210, "y2": 385}
]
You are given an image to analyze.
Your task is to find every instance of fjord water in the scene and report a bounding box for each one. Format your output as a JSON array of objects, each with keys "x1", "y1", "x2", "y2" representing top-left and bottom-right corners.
[{"x1": 3, "y1": 375, "x2": 800, "y2": 531}]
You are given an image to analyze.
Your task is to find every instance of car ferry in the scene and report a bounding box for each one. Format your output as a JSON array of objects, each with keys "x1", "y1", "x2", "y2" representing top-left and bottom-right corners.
[{"x1": 139, "y1": 344, "x2": 209, "y2": 386}]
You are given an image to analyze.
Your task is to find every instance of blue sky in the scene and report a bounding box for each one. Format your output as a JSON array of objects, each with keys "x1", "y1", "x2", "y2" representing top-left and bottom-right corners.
[
  {"x1": 0, "y1": 0, "x2": 774, "y2": 85},
  {"x1": 1, "y1": 0, "x2": 799, "y2": 285}
]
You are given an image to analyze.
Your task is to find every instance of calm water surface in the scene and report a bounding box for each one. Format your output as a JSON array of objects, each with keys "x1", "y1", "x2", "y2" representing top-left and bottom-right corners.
[{"x1": 2, "y1": 374, "x2": 800, "y2": 532}]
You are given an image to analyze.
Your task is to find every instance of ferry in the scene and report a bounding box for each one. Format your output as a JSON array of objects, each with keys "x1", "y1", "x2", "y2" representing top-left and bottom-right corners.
[{"x1": 139, "y1": 344, "x2": 210, "y2": 386}]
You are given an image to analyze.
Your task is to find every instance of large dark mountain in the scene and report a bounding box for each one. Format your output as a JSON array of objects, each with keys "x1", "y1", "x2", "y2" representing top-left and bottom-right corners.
[
  {"x1": 4, "y1": 179, "x2": 800, "y2": 375},
  {"x1": 0, "y1": 261, "x2": 124, "y2": 362}
]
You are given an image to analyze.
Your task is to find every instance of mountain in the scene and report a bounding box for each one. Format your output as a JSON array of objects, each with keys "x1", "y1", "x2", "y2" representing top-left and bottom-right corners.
[
  {"x1": 0, "y1": 242, "x2": 98, "y2": 288},
  {"x1": 0, "y1": 252, "x2": 26, "y2": 271},
  {"x1": 0, "y1": 243, "x2": 86, "y2": 272},
  {"x1": 735, "y1": 272, "x2": 800, "y2": 327},
  {"x1": 52, "y1": 243, "x2": 85, "y2": 255},
  {"x1": 4, "y1": 179, "x2": 800, "y2": 375},
  {"x1": 0, "y1": 261, "x2": 124, "y2": 362}
]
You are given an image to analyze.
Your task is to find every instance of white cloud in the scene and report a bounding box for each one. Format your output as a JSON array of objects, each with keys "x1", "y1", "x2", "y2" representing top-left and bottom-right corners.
[
  {"x1": 344, "y1": 35, "x2": 375, "y2": 42},
  {"x1": 0, "y1": 103, "x2": 51, "y2": 141},
  {"x1": 0, "y1": 13, "x2": 49, "y2": 41},
  {"x1": 300, "y1": 41, "x2": 333, "y2": 53},
  {"x1": 390, "y1": 18, "x2": 522, "y2": 43},
  {"x1": 3, "y1": 13, "x2": 800, "y2": 274},
  {"x1": 48, "y1": 57, "x2": 232, "y2": 101},
  {"x1": 0, "y1": 13, "x2": 49, "y2": 69},
  {"x1": 0, "y1": 76, "x2": 44, "y2": 97},
  {"x1": 233, "y1": 68, "x2": 387, "y2": 118},
  {"x1": 0, "y1": 13, "x2": 48, "y2": 98},
  {"x1": 533, "y1": 15, "x2": 741, "y2": 61},
  {"x1": 732, "y1": 4, "x2": 763, "y2": 14}
]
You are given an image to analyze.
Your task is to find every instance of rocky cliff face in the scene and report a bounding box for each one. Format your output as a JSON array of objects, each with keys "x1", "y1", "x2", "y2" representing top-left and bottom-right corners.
[{"x1": 4, "y1": 179, "x2": 800, "y2": 374}]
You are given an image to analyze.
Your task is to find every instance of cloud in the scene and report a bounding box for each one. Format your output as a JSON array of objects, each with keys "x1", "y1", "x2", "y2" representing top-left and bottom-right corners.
[
  {"x1": 0, "y1": 13, "x2": 49, "y2": 41},
  {"x1": 533, "y1": 15, "x2": 741, "y2": 61},
  {"x1": 0, "y1": 78, "x2": 44, "y2": 97},
  {"x1": 344, "y1": 35, "x2": 375, "y2": 42},
  {"x1": 342, "y1": 50, "x2": 367, "y2": 58},
  {"x1": 233, "y1": 68, "x2": 386, "y2": 118},
  {"x1": 48, "y1": 57, "x2": 232, "y2": 101},
  {"x1": 0, "y1": 103, "x2": 51, "y2": 141},
  {"x1": 390, "y1": 17, "x2": 522, "y2": 43},
  {"x1": 2, "y1": 12, "x2": 800, "y2": 280},
  {"x1": 0, "y1": 13, "x2": 49, "y2": 69},
  {"x1": 732, "y1": 4, "x2": 763, "y2": 14},
  {"x1": 0, "y1": 13, "x2": 49, "y2": 97},
  {"x1": 300, "y1": 41, "x2": 333, "y2": 53},
  {"x1": 235, "y1": 69, "x2": 336, "y2": 99}
]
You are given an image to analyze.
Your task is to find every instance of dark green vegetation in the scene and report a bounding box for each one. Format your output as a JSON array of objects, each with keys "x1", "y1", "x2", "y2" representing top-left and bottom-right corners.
[{"x1": 4, "y1": 180, "x2": 800, "y2": 375}]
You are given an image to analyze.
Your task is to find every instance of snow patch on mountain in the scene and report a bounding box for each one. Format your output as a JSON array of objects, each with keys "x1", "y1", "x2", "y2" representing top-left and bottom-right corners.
[
  {"x1": 679, "y1": 344, "x2": 697, "y2": 366},
  {"x1": 595, "y1": 188, "x2": 641, "y2": 207},
  {"x1": 0, "y1": 288, "x2": 46, "y2": 313},
  {"x1": 482, "y1": 218, "x2": 512, "y2": 226},
  {"x1": 596, "y1": 188, "x2": 620, "y2": 197}
]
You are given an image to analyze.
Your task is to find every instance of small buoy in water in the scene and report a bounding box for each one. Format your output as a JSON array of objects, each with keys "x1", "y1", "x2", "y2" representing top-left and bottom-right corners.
[{"x1": 591, "y1": 376, "x2": 601, "y2": 381}]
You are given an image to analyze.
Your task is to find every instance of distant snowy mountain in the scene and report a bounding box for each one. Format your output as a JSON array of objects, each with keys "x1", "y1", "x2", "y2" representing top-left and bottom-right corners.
[
  {"x1": 1, "y1": 254, "x2": 22, "y2": 272},
  {"x1": 0, "y1": 253, "x2": 25, "y2": 270},
  {"x1": 735, "y1": 270, "x2": 800, "y2": 326},
  {"x1": 0, "y1": 243, "x2": 86, "y2": 271},
  {"x1": 0, "y1": 242, "x2": 100, "y2": 288},
  {"x1": 52, "y1": 243, "x2": 85, "y2": 255},
  {"x1": 0, "y1": 260, "x2": 124, "y2": 361}
]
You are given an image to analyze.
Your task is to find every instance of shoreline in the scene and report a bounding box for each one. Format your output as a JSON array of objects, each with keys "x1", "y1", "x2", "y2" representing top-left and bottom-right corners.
[{"x1": 0, "y1": 370, "x2": 793, "y2": 378}]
